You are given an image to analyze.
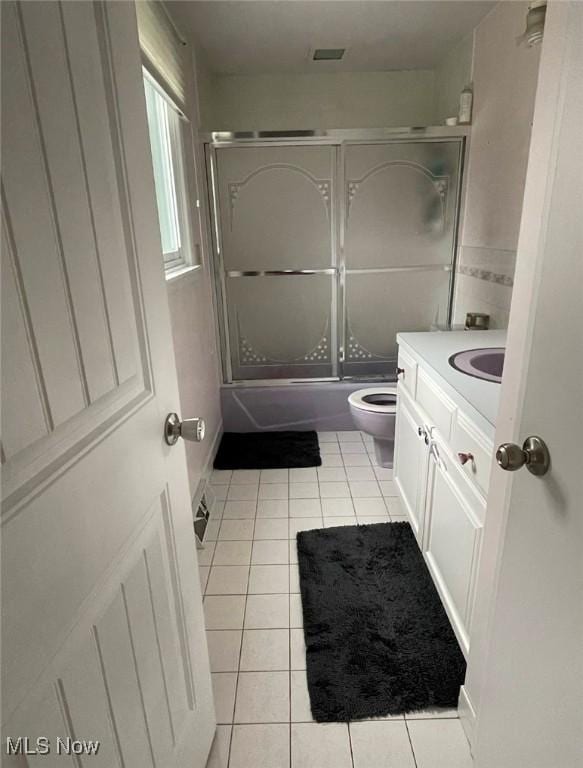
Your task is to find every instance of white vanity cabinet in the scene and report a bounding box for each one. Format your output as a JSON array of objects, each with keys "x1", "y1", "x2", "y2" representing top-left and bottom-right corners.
[{"x1": 394, "y1": 336, "x2": 495, "y2": 658}]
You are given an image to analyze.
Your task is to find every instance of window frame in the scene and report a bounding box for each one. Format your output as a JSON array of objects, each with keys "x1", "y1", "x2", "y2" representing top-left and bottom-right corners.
[{"x1": 142, "y1": 68, "x2": 199, "y2": 278}]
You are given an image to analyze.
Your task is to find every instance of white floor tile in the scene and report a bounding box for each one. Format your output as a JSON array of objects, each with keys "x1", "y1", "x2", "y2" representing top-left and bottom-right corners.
[
  {"x1": 252, "y1": 539, "x2": 289, "y2": 565},
  {"x1": 317, "y1": 431, "x2": 338, "y2": 442},
  {"x1": 229, "y1": 724, "x2": 290, "y2": 768},
  {"x1": 386, "y1": 496, "x2": 406, "y2": 516},
  {"x1": 213, "y1": 486, "x2": 228, "y2": 501},
  {"x1": 240, "y1": 629, "x2": 290, "y2": 671},
  {"x1": 342, "y1": 454, "x2": 372, "y2": 467},
  {"x1": 320, "y1": 454, "x2": 344, "y2": 467},
  {"x1": 234, "y1": 671, "x2": 290, "y2": 723},
  {"x1": 373, "y1": 466, "x2": 394, "y2": 481},
  {"x1": 337, "y1": 430, "x2": 363, "y2": 442},
  {"x1": 244, "y1": 594, "x2": 289, "y2": 629},
  {"x1": 199, "y1": 566, "x2": 210, "y2": 592},
  {"x1": 289, "y1": 518, "x2": 323, "y2": 538},
  {"x1": 253, "y1": 518, "x2": 289, "y2": 540},
  {"x1": 249, "y1": 564, "x2": 289, "y2": 594},
  {"x1": 206, "y1": 566, "x2": 249, "y2": 595},
  {"x1": 317, "y1": 467, "x2": 347, "y2": 482},
  {"x1": 319, "y1": 481, "x2": 350, "y2": 498},
  {"x1": 289, "y1": 482, "x2": 320, "y2": 499},
  {"x1": 405, "y1": 707, "x2": 458, "y2": 720},
  {"x1": 320, "y1": 498, "x2": 355, "y2": 516},
  {"x1": 320, "y1": 443, "x2": 341, "y2": 455},
  {"x1": 391, "y1": 515, "x2": 410, "y2": 523},
  {"x1": 345, "y1": 465, "x2": 375, "y2": 481},
  {"x1": 407, "y1": 719, "x2": 473, "y2": 768},
  {"x1": 197, "y1": 540, "x2": 216, "y2": 567},
  {"x1": 357, "y1": 515, "x2": 391, "y2": 526},
  {"x1": 227, "y1": 485, "x2": 259, "y2": 501},
  {"x1": 257, "y1": 499, "x2": 289, "y2": 518},
  {"x1": 207, "y1": 630, "x2": 242, "y2": 672},
  {"x1": 350, "y1": 721, "x2": 416, "y2": 768},
  {"x1": 213, "y1": 540, "x2": 253, "y2": 566},
  {"x1": 324, "y1": 517, "x2": 357, "y2": 528},
  {"x1": 289, "y1": 467, "x2": 318, "y2": 482},
  {"x1": 204, "y1": 596, "x2": 246, "y2": 630},
  {"x1": 349, "y1": 480, "x2": 381, "y2": 498},
  {"x1": 259, "y1": 483, "x2": 289, "y2": 500},
  {"x1": 212, "y1": 672, "x2": 237, "y2": 724},
  {"x1": 290, "y1": 593, "x2": 303, "y2": 628},
  {"x1": 291, "y1": 670, "x2": 313, "y2": 722},
  {"x1": 352, "y1": 497, "x2": 388, "y2": 516},
  {"x1": 289, "y1": 539, "x2": 298, "y2": 564},
  {"x1": 340, "y1": 443, "x2": 367, "y2": 454},
  {"x1": 260, "y1": 468, "x2": 289, "y2": 484},
  {"x1": 289, "y1": 564, "x2": 300, "y2": 594},
  {"x1": 290, "y1": 628, "x2": 306, "y2": 670},
  {"x1": 289, "y1": 498, "x2": 322, "y2": 517},
  {"x1": 205, "y1": 520, "x2": 221, "y2": 540},
  {"x1": 379, "y1": 480, "x2": 399, "y2": 497},
  {"x1": 291, "y1": 724, "x2": 352, "y2": 768},
  {"x1": 232, "y1": 470, "x2": 261, "y2": 484},
  {"x1": 223, "y1": 501, "x2": 257, "y2": 519},
  {"x1": 219, "y1": 519, "x2": 255, "y2": 541},
  {"x1": 211, "y1": 470, "x2": 232, "y2": 485},
  {"x1": 206, "y1": 724, "x2": 231, "y2": 768}
]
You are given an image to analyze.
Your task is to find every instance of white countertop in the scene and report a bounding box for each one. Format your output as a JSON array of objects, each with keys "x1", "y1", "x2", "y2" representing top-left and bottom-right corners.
[{"x1": 396, "y1": 330, "x2": 506, "y2": 432}]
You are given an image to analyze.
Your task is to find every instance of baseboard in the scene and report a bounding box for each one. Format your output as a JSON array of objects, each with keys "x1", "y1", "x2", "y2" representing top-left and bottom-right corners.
[{"x1": 458, "y1": 684, "x2": 477, "y2": 753}]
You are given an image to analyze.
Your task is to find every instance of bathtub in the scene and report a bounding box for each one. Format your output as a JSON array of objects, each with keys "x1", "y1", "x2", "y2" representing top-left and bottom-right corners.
[{"x1": 220, "y1": 380, "x2": 396, "y2": 432}]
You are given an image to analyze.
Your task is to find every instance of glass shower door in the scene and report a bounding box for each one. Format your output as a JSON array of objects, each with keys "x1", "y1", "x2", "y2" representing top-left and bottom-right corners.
[
  {"x1": 213, "y1": 145, "x2": 337, "y2": 380},
  {"x1": 342, "y1": 141, "x2": 462, "y2": 377}
]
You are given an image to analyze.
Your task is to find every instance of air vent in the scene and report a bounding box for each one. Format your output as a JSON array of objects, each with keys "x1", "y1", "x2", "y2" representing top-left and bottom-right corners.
[{"x1": 313, "y1": 48, "x2": 345, "y2": 61}]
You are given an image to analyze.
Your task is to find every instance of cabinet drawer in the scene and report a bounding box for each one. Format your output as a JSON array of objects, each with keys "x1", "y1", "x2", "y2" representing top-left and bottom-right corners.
[
  {"x1": 397, "y1": 348, "x2": 417, "y2": 399},
  {"x1": 416, "y1": 369, "x2": 456, "y2": 440},
  {"x1": 451, "y1": 412, "x2": 494, "y2": 497}
]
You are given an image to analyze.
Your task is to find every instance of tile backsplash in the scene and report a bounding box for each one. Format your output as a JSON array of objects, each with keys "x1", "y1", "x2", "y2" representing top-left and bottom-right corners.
[{"x1": 452, "y1": 246, "x2": 516, "y2": 330}]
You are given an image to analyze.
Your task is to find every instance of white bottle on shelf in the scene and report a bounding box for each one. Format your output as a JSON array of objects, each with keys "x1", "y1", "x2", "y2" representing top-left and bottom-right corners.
[{"x1": 458, "y1": 84, "x2": 473, "y2": 125}]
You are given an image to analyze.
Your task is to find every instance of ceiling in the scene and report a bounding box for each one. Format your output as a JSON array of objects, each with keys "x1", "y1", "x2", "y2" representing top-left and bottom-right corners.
[{"x1": 169, "y1": 1, "x2": 496, "y2": 75}]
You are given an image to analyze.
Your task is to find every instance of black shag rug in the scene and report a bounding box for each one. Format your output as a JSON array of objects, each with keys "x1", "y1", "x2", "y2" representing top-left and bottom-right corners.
[
  {"x1": 297, "y1": 521, "x2": 466, "y2": 722},
  {"x1": 213, "y1": 430, "x2": 321, "y2": 470}
]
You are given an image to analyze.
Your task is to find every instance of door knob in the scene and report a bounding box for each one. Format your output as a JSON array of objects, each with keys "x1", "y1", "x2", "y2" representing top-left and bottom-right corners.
[
  {"x1": 495, "y1": 436, "x2": 550, "y2": 476},
  {"x1": 396, "y1": 367, "x2": 405, "y2": 378},
  {"x1": 164, "y1": 413, "x2": 205, "y2": 446}
]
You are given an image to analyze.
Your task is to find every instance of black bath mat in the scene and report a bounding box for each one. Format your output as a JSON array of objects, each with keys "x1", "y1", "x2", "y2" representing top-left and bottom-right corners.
[
  {"x1": 213, "y1": 430, "x2": 321, "y2": 470},
  {"x1": 297, "y1": 522, "x2": 466, "y2": 722}
]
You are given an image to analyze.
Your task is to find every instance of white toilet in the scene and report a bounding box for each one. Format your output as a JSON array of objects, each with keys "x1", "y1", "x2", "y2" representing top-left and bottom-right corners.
[{"x1": 348, "y1": 386, "x2": 398, "y2": 468}]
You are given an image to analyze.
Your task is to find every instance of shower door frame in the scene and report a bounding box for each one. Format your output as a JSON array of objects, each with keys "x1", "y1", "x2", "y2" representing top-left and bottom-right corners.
[{"x1": 204, "y1": 127, "x2": 469, "y2": 385}]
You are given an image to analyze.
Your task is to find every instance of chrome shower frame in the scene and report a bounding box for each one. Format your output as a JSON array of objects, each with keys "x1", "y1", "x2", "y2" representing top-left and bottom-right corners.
[{"x1": 203, "y1": 126, "x2": 470, "y2": 386}]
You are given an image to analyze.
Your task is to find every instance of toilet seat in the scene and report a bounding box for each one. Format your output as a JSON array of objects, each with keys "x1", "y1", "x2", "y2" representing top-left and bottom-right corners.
[{"x1": 348, "y1": 387, "x2": 398, "y2": 414}]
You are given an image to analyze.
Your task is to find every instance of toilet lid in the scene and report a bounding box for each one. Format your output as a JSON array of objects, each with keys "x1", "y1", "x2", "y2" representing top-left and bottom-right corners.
[{"x1": 348, "y1": 387, "x2": 398, "y2": 414}]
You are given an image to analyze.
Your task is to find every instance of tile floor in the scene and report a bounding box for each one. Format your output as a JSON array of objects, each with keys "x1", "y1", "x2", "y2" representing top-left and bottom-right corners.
[{"x1": 201, "y1": 430, "x2": 473, "y2": 768}]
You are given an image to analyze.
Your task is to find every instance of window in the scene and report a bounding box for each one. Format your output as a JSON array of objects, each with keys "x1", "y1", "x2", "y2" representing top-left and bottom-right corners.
[{"x1": 143, "y1": 73, "x2": 192, "y2": 273}]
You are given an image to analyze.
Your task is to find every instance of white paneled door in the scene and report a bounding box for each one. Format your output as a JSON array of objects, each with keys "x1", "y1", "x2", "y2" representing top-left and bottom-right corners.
[{"x1": 1, "y1": 2, "x2": 214, "y2": 766}]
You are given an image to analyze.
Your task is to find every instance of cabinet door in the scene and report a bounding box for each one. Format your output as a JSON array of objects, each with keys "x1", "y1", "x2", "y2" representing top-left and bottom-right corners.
[
  {"x1": 394, "y1": 393, "x2": 428, "y2": 544},
  {"x1": 423, "y1": 444, "x2": 483, "y2": 656}
]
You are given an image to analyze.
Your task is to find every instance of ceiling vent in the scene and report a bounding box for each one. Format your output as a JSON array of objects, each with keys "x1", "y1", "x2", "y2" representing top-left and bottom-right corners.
[{"x1": 313, "y1": 48, "x2": 345, "y2": 61}]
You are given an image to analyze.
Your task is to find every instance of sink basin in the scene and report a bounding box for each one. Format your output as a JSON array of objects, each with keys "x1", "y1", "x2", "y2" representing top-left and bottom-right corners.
[{"x1": 448, "y1": 347, "x2": 505, "y2": 383}]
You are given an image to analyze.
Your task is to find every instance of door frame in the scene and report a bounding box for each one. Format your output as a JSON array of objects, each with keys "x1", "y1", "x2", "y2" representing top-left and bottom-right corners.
[{"x1": 203, "y1": 129, "x2": 469, "y2": 385}]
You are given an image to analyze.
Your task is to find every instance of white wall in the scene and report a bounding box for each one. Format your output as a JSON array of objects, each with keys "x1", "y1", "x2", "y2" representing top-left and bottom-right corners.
[
  {"x1": 200, "y1": 70, "x2": 437, "y2": 130},
  {"x1": 165, "y1": 33, "x2": 223, "y2": 502},
  {"x1": 453, "y1": 1, "x2": 541, "y2": 329},
  {"x1": 435, "y1": 32, "x2": 474, "y2": 124}
]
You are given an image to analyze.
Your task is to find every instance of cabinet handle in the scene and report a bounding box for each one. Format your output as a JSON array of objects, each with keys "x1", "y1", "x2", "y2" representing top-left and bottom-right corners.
[
  {"x1": 430, "y1": 442, "x2": 447, "y2": 472},
  {"x1": 457, "y1": 452, "x2": 474, "y2": 466},
  {"x1": 396, "y1": 367, "x2": 405, "y2": 378}
]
